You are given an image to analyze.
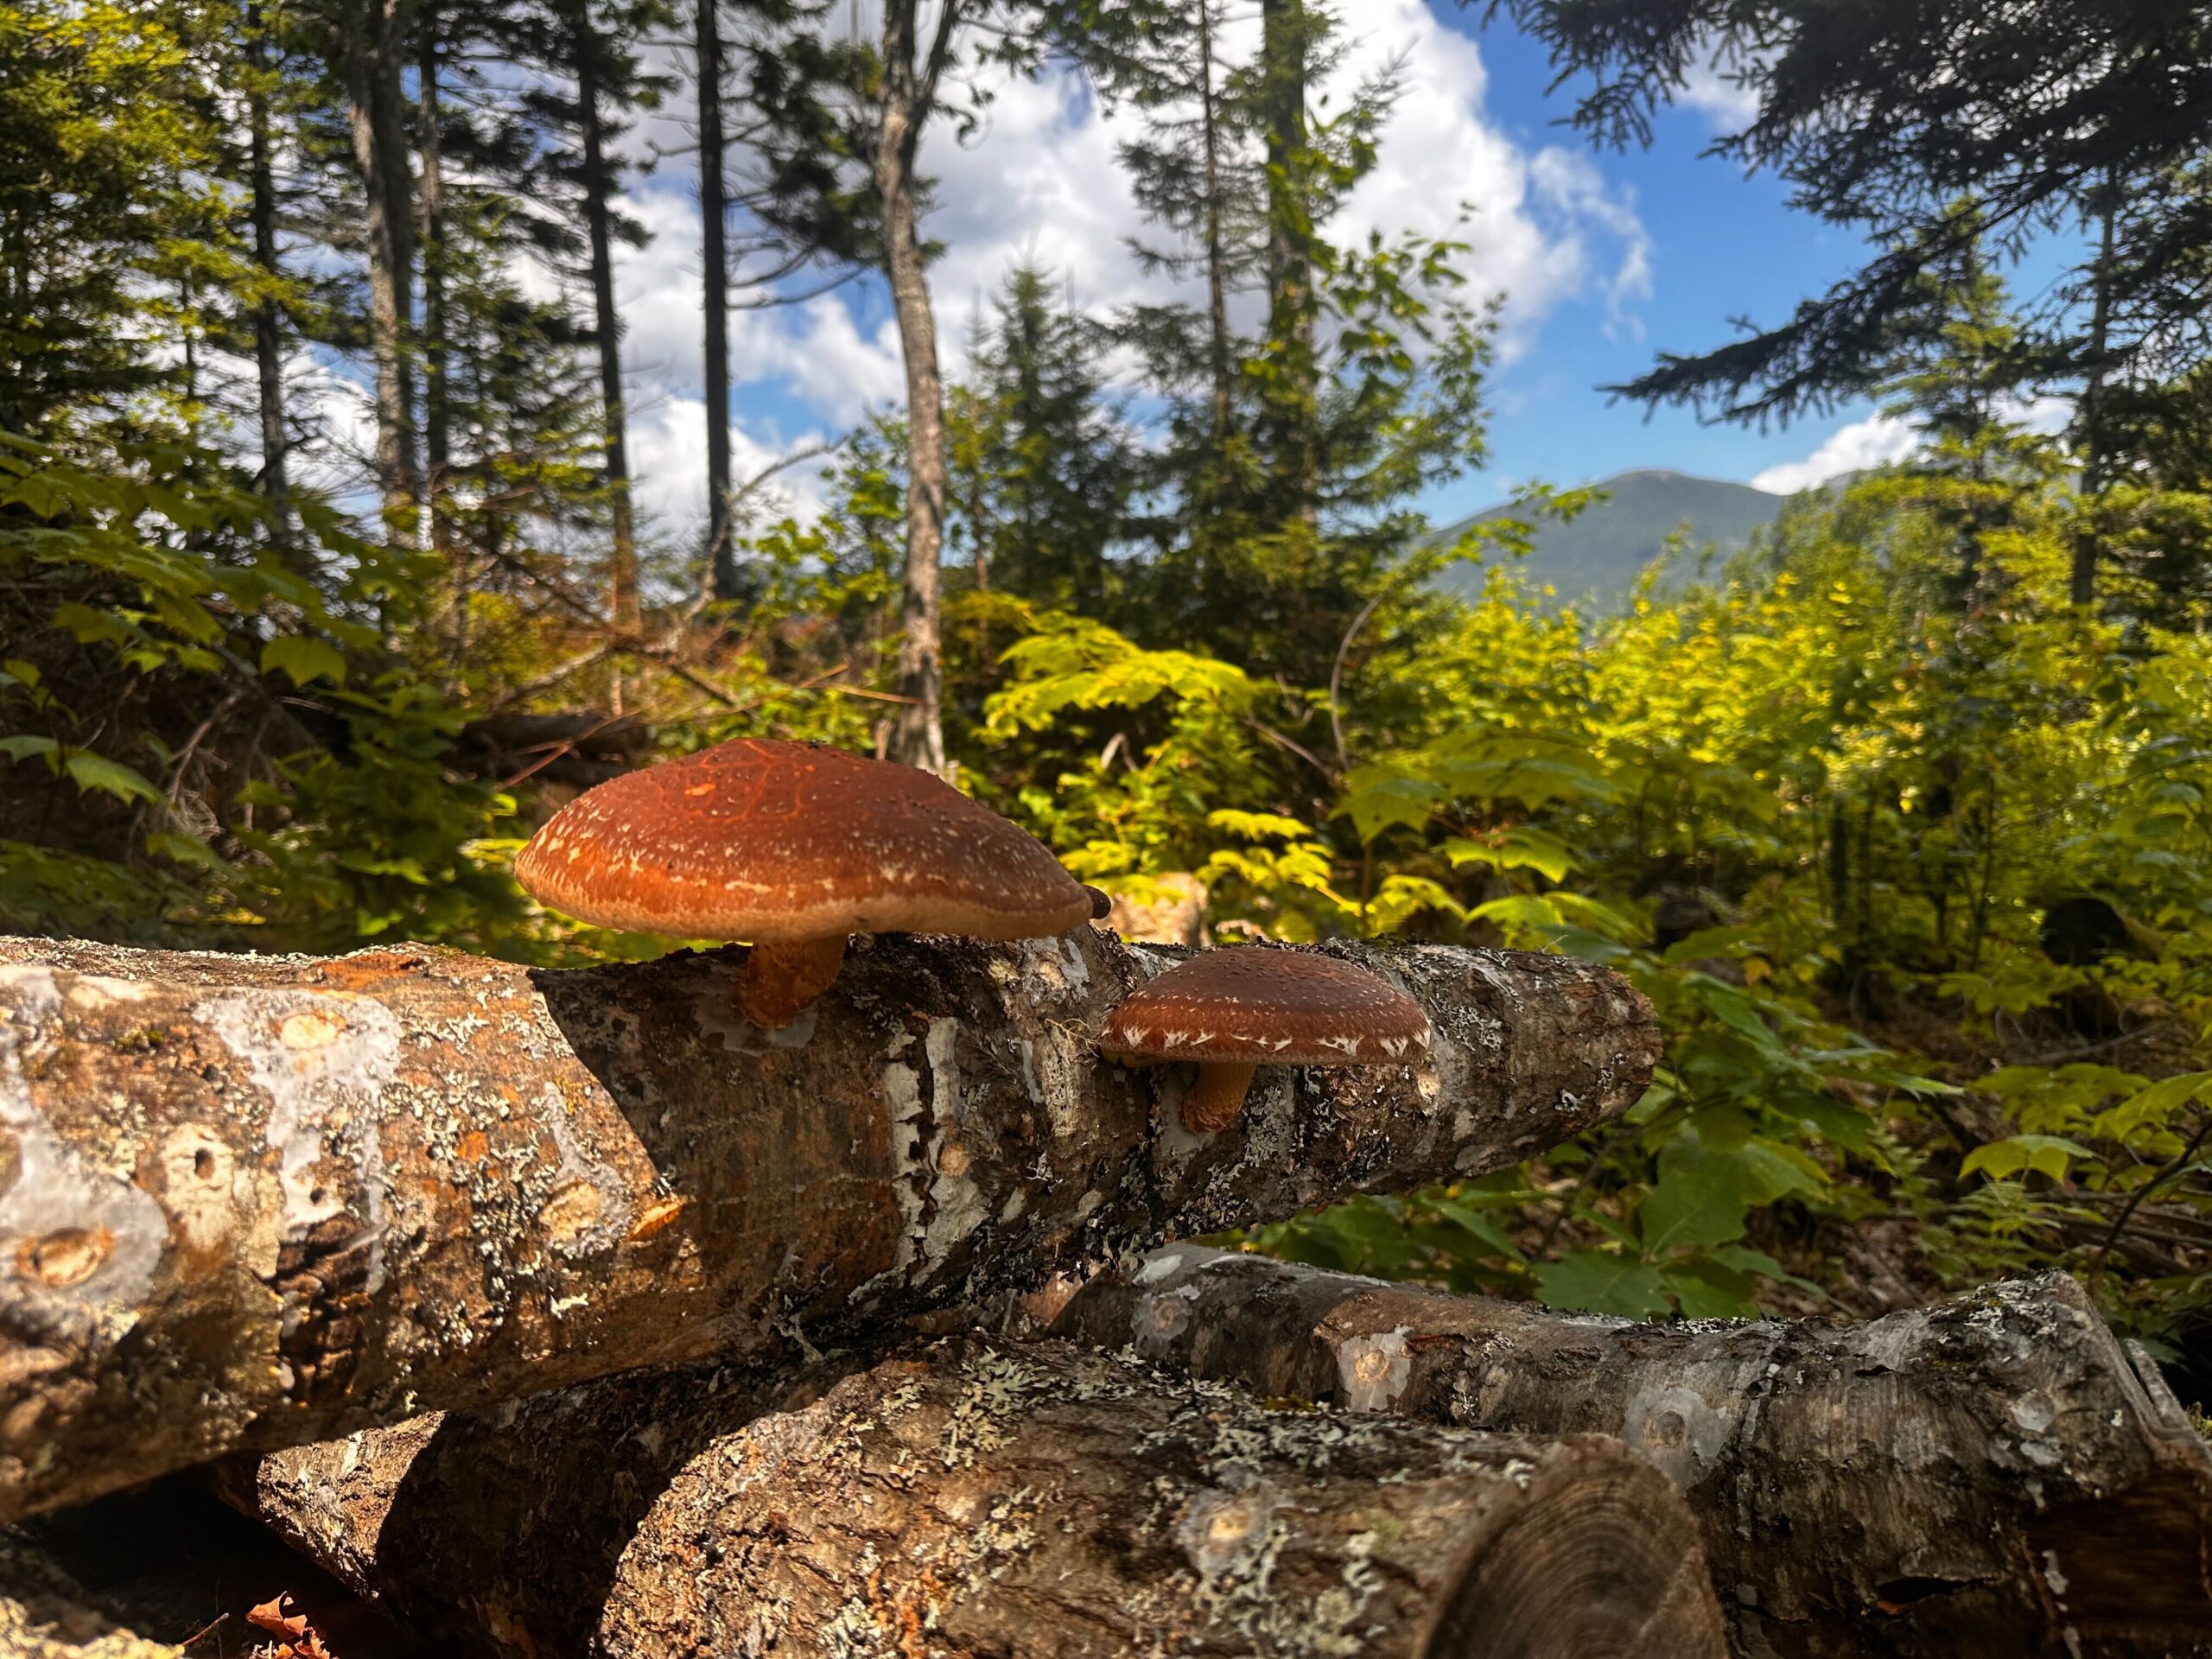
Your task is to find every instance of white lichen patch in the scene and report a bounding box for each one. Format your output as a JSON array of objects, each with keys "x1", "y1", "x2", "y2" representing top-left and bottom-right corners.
[
  {"x1": 1618, "y1": 1381, "x2": 1738, "y2": 1488},
  {"x1": 535, "y1": 1082, "x2": 634, "y2": 1256},
  {"x1": 0, "y1": 968, "x2": 167, "y2": 1328},
  {"x1": 1335, "y1": 1326, "x2": 1411, "y2": 1414},
  {"x1": 199, "y1": 987, "x2": 403, "y2": 1293}
]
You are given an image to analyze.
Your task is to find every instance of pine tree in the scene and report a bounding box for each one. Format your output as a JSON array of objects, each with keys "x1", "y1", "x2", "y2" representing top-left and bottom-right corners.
[
  {"x1": 956, "y1": 264, "x2": 1137, "y2": 617},
  {"x1": 519, "y1": 0, "x2": 673, "y2": 645},
  {"x1": 0, "y1": 0, "x2": 214, "y2": 439},
  {"x1": 1492, "y1": 0, "x2": 2212, "y2": 607}
]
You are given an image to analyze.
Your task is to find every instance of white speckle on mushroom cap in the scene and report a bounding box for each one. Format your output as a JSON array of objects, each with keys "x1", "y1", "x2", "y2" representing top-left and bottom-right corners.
[
  {"x1": 1098, "y1": 947, "x2": 1431, "y2": 1070},
  {"x1": 513, "y1": 738, "x2": 1094, "y2": 945}
]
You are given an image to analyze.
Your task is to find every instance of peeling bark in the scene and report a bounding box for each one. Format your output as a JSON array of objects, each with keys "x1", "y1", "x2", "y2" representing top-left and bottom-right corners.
[
  {"x1": 1051, "y1": 1245, "x2": 2212, "y2": 1659},
  {"x1": 234, "y1": 1335, "x2": 1726, "y2": 1657},
  {"x1": 0, "y1": 932, "x2": 1653, "y2": 1523}
]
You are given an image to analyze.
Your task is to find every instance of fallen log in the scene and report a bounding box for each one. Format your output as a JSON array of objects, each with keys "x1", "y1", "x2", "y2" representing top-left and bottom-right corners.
[
  {"x1": 0, "y1": 1539, "x2": 176, "y2": 1659},
  {"x1": 1049, "y1": 1245, "x2": 2212, "y2": 1659},
  {"x1": 0, "y1": 931, "x2": 1654, "y2": 1522},
  {"x1": 233, "y1": 1334, "x2": 1728, "y2": 1657}
]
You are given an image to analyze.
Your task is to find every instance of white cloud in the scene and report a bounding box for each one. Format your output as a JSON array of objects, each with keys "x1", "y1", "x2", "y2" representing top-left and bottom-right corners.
[
  {"x1": 1751, "y1": 413, "x2": 1917, "y2": 493},
  {"x1": 626, "y1": 396, "x2": 836, "y2": 538},
  {"x1": 1678, "y1": 39, "x2": 1762, "y2": 130},
  {"x1": 594, "y1": 0, "x2": 1655, "y2": 524}
]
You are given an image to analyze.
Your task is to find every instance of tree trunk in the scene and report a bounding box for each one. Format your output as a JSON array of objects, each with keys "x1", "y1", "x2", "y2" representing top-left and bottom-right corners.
[
  {"x1": 340, "y1": 0, "x2": 417, "y2": 543},
  {"x1": 1259, "y1": 0, "x2": 1314, "y2": 525},
  {"x1": 1051, "y1": 1245, "x2": 2212, "y2": 1659},
  {"x1": 578, "y1": 17, "x2": 639, "y2": 635},
  {"x1": 418, "y1": 12, "x2": 452, "y2": 564},
  {"x1": 0, "y1": 932, "x2": 1653, "y2": 1524},
  {"x1": 698, "y1": 0, "x2": 737, "y2": 602},
  {"x1": 231, "y1": 1334, "x2": 1727, "y2": 1658},
  {"x1": 878, "y1": 0, "x2": 950, "y2": 776},
  {"x1": 2070, "y1": 175, "x2": 2119, "y2": 609},
  {"x1": 245, "y1": 3, "x2": 292, "y2": 559},
  {"x1": 0, "y1": 1539, "x2": 176, "y2": 1659},
  {"x1": 1198, "y1": 0, "x2": 1231, "y2": 440}
]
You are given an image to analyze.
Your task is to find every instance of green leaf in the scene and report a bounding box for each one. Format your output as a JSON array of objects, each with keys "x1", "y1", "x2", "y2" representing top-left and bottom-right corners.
[
  {"x1": 1443, "y1": 825, "x2": 1575, "y2": 882},
  {"x1": 261, "y1": 635, "x2": 348, "y2": 688},
  {"x1": 64, "y1": 752, "x2": 161, "y2": 805},
  {"x1": 1961, "y1": 1135, "x2": 2094, "y2": 1184},
  {"x1": 1661, "y1": 1257, "x2": 1761, "y2": 1319},
  {"x1": 0, "y1": 734, "x2": 60, "y2": 766},
  {"x1": 1533, "y1": 1250, "x2": 1669, "y2": 1318},
  {"x1": 1639, "y1": 1131, "x2": 1822, "y2": 1253}
]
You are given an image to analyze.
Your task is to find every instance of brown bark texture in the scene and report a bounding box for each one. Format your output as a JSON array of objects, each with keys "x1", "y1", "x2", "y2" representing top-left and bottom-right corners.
[
  {"x1": 0, "y1": 931, "x2": 1653, "y2": 1525},
  {"x1": 235, "y1": 1333, "x2": 1727, "y2": 1658},
  {"x1": 0, "y1": 1538, "x2": 176, "y2": 1659},
  {"x1": 1050, "y1": 1244, "x2": 2212, "y2": 1659}
]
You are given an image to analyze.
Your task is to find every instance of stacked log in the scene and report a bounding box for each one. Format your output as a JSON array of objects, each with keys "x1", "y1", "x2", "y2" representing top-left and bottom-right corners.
[
  {"x1": 232, "y1": 1336, "x2": 1728, "y2": 1657},
  {"x1": 2, "y1": 928, "x2": 2206, "y2": 1658},
  {"x1": 1049, "y1": 1244, "x2": 2212, "y2": 1659},
  {"x1": 0, "y1": 931, "x2": 1654, "y2": 1522}
]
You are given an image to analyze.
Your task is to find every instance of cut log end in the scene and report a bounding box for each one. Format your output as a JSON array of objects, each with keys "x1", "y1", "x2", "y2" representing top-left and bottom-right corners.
[
  {"x1": 1424, "y1": 1449, "x2": 1728, "y2": 1658},
  {"x1": 732, "y1": 932, "x2": 848, "y2": 1027},
  {"x1": 236, "y1": 1336, "x2": 1728, "y2": 1659}
]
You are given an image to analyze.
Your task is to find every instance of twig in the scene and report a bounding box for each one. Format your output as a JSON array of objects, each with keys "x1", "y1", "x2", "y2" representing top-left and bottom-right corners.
[{"x1": 2093, "y1": 1110, "x2": 2212, "y2": 1271}]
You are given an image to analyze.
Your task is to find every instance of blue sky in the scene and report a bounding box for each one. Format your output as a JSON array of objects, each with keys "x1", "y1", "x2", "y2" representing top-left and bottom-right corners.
[
  {"x1": 1428, "y1": 8, "x2": 1881, "y2": 518},
  {"x1": 601, "y1": 0, "x2": 1941, "y2": 539}
]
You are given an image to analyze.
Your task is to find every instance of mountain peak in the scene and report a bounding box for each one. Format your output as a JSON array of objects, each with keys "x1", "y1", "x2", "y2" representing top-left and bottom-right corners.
[{"x1": 1433, "y1": 468, "x2": 1790, "y2": 609}]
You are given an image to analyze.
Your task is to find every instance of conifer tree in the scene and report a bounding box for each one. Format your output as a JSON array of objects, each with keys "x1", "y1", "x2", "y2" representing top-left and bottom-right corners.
[
  {"x1": 1491, "y1": 0, "x2": 2212, "y2": 607},
  {"x1": 956, "y1": 264, "x2": 1137, "y2": 617},
  {"x1": 519, "y1": 0, "x2": 672, "y2": 640}
]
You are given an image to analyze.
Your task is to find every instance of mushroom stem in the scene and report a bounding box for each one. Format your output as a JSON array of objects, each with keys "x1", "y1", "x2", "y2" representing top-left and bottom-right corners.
[
  {"x1": 734, "y1": 935, "x2": 849, "y2": 1027},
  {"x1": 1180, "y1": 1062, "x2": 1259, "y2": 1135}
]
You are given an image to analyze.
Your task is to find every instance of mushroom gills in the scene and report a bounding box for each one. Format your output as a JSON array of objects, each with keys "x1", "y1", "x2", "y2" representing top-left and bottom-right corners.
[
  {"x1": 735, "y1": 935, "x2": 849, "y2": 1028},
  {"x1": 1181, "y1": 1062, "x2": 1259, "y2": 1135}
]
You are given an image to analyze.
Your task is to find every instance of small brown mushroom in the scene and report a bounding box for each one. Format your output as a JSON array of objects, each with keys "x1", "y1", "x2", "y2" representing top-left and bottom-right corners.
[
  {"x1": 514, "y1": 738, "x2": 1094, "y2": 1027},
  {"x1": 1097, "y1": 947, "x2": 1431, "y2": 1135}
]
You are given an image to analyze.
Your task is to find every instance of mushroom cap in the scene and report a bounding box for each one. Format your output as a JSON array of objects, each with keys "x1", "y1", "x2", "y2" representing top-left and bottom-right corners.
[
  {"x1": 514, "y1": 738, "x2": 1094, "y2": 943},
  {"x1": 1098, "y1": 948, "x2": 1431, "y2": 1067}
]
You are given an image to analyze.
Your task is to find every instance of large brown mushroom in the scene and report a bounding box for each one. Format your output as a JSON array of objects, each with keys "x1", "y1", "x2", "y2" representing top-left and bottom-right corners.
[
  {"x1": 514, "y1": 738, "x2": 1095, "y2": 1027},
  {"x1": 1098, "y1": 947, "x2": 1432, "y2": 1135}
]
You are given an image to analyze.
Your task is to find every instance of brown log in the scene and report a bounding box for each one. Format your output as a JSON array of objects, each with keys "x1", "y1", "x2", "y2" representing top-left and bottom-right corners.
[
  {"x1": 1050, "y1": 1245, "x2": 2212, "y2": 1659},
  {"x1": 233, "y1": 1334, "x2": 1727, "y2": 1657},
  {"x1": 0, "y1": 932, "x2": 1654, "y2": 1523},
  {"x1": 0, "y1": 1539, "x2": 176, "y2": 1659}
]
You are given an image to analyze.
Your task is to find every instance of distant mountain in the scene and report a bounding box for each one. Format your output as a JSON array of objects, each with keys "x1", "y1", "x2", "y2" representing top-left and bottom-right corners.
[{"x1": 1431, "y1": 468, "x2": 1789, "y2": 610}]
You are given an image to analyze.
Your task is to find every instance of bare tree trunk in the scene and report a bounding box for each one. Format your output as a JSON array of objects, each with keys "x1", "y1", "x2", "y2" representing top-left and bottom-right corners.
[
  {"x1": 245, "y1": 3, "x2": 292, "y2": 559},
  {"x1": 340, "y1": 0, "x2": 417, "y2": 543},
  {"x1": 1052, "y1": 1245, "x2": 2212, "y2": 1659},
  {"x1": 2070, "y1": 172, "x2": 2119, "y2": 609},
  {"x1": 1198, "y1": 0, "x2": 1230, "y2": 438},
  {"x1": 232, "y1": 1335, "x2": 1727, "y2": 1658},
  {"x1": 577, "y1": 16, "x2": 639, "y2": 635},
  {"x1": 0, "y1": 932, "x2": 1653, "y2": 1524},
  {"x1": 697, "y1": 0, "x2": 737, "y2": 601},
  {"x1": 1259, "y1": 0, "x2": 1313, "y2": 525},
  {"x1": 878, "y1": 0, "x2": 952, "y2": 776},
  {"x1": 418, "y1": 11, "x2": 452, "y2": 565}
]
